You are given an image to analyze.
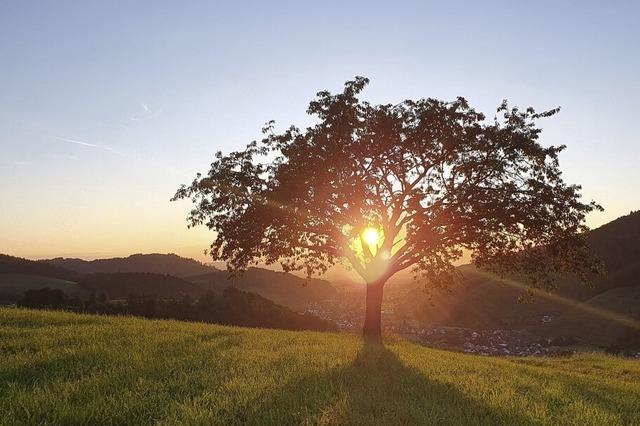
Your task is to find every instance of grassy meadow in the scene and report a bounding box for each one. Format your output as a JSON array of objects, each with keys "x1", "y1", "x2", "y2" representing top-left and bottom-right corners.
[{"x1": 1, "y1": 307, "x2": 639, "y2": 425}]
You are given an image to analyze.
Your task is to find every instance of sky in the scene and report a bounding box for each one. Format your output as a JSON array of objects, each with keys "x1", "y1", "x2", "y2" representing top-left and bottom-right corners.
[{"x1": 1, "y1": 1, "x2": 638, "y2": 261}]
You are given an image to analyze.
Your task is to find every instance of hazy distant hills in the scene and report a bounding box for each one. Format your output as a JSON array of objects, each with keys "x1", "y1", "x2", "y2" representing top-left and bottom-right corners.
[
  {"x1": 76, "y1": 272, "x2": 205, "y2": 299},
  {"x1": 0, "y1": 254, "x2": 79, "y2": 281},
  {"x1": 0, "y1": 254, "x2": 201, "y2": 303},
  {"x1": 0, "y1": 253, "x2": 336, "y2": 310},
  {"x1": 0, "y1": 274, "x2": 86, "y2": 305},
  {"x1": 398, "y1": 210, "x2": 640, "y2": 345},
  {"x1": 45, "y1": 253, "x2": 215, "y2": 277},
  {"x1": 0, "y1": 255, "x2": 85, "y2": 303},
  {"x1": 188, "y1": 268, "x2": 337, "y2": 310},
  {"x1": 46, "y1": 253, "x2": 337, "y2": 309}
]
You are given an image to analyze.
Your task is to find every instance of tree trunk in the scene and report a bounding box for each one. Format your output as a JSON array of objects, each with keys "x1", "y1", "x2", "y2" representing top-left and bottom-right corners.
[{"x1": 362, "y1": 278, "x2": 386, "y2": 343}]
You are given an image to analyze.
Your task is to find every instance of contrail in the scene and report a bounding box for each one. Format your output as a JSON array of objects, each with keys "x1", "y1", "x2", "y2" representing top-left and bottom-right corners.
[
  {"x1": 53, "y1": 136, "x2": 99, "y2": 148},
  {"x1": 51, "y1": 135, "x2": 125, "y2": 156}
]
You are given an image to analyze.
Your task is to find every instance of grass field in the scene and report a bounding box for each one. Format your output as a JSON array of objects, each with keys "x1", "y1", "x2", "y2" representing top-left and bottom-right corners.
[{"x1": 1, "y1": 308, "x2": 639, "y2": 425}]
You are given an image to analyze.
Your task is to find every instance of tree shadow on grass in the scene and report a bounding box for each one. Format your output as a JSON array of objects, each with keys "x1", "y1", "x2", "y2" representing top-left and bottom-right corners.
[{"x1": 244, "y1": 343, "x2": 533, "y2": 426}]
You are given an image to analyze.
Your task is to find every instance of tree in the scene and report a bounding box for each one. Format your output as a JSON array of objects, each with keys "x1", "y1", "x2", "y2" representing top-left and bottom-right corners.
[{"x1": 173, "y1": 77, "x2": 601, "y2": 342}]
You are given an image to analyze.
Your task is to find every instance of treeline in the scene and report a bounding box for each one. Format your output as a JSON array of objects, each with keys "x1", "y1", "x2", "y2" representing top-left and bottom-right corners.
[{"x1": 17, "y1": 286, "x2": 337, "y2": 332}]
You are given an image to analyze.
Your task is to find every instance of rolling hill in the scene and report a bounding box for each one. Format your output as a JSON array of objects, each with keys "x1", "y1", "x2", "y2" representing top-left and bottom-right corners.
[
  {"x1": 0, "y1": 274, "x2": 88, "y2": 305},
  {"x1": 0, "y1": 255, "x2": 210, "y2": 304},
  {"x1": 1, "y1": 308, "x2": 638, "y2": 425},
  {"x1": 0, "y1": 254, "x2": 79, "y2": 281},
  {"x1": 42, "y1": 254, "x2": 336, "y2": 309},
  {"x1": 188, "y1": 267, "x2": 337, "y2": 310},
  {"x1": 395, "y1": 211, "x2": 640, "y2": 344},
  {"x1": 77, "y1": 272, "x2": 206, "y2": 299},
  {"x1": 1, "y1": 253, "x2": 336, "y2": 319},
  {"x1": 0, "y1": 255, "x2": 85, "y2": 304},
  {"x1": 45, "y1": 253, "x2": 215, "y2": 277},
  {"x1": 587, "y1": 210, "x2": 640, "y2": 279},
  {"x1": 551, "y1": 285, "x2": 640, "y2": 346}
]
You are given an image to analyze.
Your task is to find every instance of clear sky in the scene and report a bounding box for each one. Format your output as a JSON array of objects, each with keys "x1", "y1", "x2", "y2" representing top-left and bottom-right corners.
[{"x1": 1, "y1": 1, "x2": 638, "y2": 261}]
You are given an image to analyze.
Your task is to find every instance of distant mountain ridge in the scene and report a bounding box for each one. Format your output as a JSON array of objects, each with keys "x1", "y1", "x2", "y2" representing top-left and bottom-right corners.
[
  {"x1": 0, "y1": 254, "x2": 79, "y2": 281},
  {"x1": 43, "y1": 253, "x2": 336, "y2": 309},
  {"x1": 45, "y1": 253, "x2": 215, "y2": 277},
  {"x1": 2, "y1": 253, "x2": 336, "y2": 309}
]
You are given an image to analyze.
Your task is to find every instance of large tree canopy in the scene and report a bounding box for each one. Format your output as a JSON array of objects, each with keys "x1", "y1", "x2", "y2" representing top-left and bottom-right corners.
[{"x1": 173, "y1": 77, "x2": 601, "y2": 339}]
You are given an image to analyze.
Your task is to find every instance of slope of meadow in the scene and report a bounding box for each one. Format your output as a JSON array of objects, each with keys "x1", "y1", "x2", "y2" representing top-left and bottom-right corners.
[{"x1": 1, "y1": 308, "x2": 639, "y2": 425}]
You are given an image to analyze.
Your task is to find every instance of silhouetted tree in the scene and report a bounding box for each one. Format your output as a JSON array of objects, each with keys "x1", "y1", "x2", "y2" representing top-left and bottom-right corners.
[{"x1": 173, "y1": 77, "x2": 601, "y2": 342}]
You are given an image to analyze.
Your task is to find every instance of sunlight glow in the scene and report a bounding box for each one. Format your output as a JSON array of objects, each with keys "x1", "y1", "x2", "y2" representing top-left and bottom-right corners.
[
  {"x1": 362, "y1": 227, "x2": 380, "y2": 247},
  {"x1": 473, "y1": 269, "x2": 640, "y2": 332}
]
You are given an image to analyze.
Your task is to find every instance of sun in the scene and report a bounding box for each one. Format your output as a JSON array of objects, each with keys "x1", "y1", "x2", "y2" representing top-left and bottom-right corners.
[{"x1": 362, "y1": 227, "x2": 381, "y2": 247}]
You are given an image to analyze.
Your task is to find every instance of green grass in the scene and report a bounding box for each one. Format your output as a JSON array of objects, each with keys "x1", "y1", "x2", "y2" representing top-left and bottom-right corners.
[{"x1": 1, "y1": 308, "x2": 639, "y2": 425}]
